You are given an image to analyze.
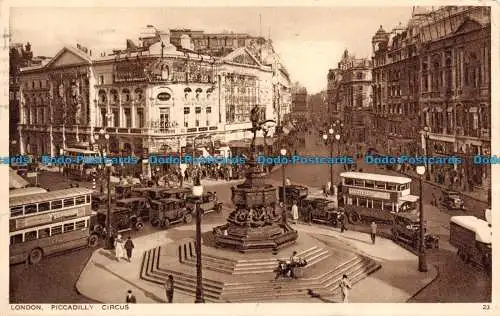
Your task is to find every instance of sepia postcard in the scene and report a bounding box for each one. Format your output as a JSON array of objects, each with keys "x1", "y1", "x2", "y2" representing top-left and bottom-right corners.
[{"x1": 1, "y1": 0, "x2": 498, "y2": 315}]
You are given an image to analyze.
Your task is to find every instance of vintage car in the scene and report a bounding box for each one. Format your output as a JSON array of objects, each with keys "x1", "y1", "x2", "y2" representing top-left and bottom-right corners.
[
  {"x1": 115, "y1": 184, "x2": 133, "y2": 200},
  {"x1": 91, "y1": 192, "x2": 108, "y2": 210},
  {"x1": 278, "y1": 184, "x2": 309, "y2": 204},
  {"x1": 115, "y1": 197, "x2": 151, "y2": 221},
  {"x1": 301, "y1": 197, "x2": 342, "y2": 226},
  {"x1": 140, "y1": 187, "x2": 191, "y2": 202},
  {"x1": 93, "y1": 206, "x2": 145, "y2": 234},
  {"x1": 441, "y1": 190, "x2": 466, "y2": 210},
  {"x1": 185, "y1": 192, "x2": 223, "y2": 215},
  {"x1": 149, "y1": 198, "x2": 192, "y2": 228},
  {"x1": 391, "y1": 212, "x2": 439, "y2": 249}
]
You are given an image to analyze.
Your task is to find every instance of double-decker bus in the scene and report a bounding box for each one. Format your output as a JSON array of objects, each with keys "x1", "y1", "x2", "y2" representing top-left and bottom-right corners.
[
  {"x1": 64, "y1": 147, "x2": 99, "y2": 181},
  {"x1": 9, "y1": 187, "x2": 99, "y2": 265},
  {"x1": 340, "y1": 172, "x2": 419, "y2": 224}
]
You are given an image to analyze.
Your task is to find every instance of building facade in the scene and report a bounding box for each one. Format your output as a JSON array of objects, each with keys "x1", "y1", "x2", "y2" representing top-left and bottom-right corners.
[
  {"x1": 291, "y1": 83, "x2": 308, "y2": 118},
  {"x1": 16, "y1": 29, "x2": 290, "y2": 169},
  {"x1": 327, "y1": 50, "x2": 372, "y2": 145},
  {"x1": 371, "y1": 6, "x2": 491, "y2": 193}
]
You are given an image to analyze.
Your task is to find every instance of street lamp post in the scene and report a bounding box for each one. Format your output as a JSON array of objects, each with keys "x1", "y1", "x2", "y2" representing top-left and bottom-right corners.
[
  {"x1": 422, "y1": 126, "x2": 431, "y2": 181},
  {"x1": 94, "y1": 129, "x2": 112, "y2": 249},
  {"x1": 322, "y1": 120, "x2": 343, "y2": 194},
  {"x1": 280, "y1": 148, "x2": 287, "y2": 225},
  {"x1": 192, "y1": 175, "x2": 205, "y2": 303},
  {"x1": 416, "y1": 165, "x2": 428, "y2": 272}
]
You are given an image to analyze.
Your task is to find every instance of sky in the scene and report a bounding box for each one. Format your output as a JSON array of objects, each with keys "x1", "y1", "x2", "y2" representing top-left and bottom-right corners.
[{"x1": 10, "y1": 6, "x2": 414, "y2": 94}]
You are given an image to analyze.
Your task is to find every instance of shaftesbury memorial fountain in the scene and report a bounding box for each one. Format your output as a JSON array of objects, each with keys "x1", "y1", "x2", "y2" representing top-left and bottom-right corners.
[
  {"x1": 140, "y1": 105, "x2": 380, "y2": 302},
  {"x1": 214, "y1": 105, "x2": 298, "y2": 252}
]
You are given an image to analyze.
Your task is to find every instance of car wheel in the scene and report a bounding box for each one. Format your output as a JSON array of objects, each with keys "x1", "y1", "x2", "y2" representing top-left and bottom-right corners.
[
  {"x1": 330, "y1": 218, "x2": 338, "y2": 227},
  {"x1": 184, "y1": 213, "x2": 193, "y2": 224},
  {"x1": 151, "y1": 218, "x2": 160, "y2": 227},
  {"x1": 162, "y1": 219, "x2": 170, "y2": 229},
  {"x1": 348, "y1": 212, "x2": 360, "y2": 224},
  {"x1": 135, "y1": 222, "x2": 144, "y2": 230},
  {"x1": 29, "y1": 248, "x2": 43, "y2": 264},
  {"x1": 88, "y1": 234, "x2": 99, "y2": 247},
  {"x1": 392, "y1": 230, "x2": 398, "y2": 241}
]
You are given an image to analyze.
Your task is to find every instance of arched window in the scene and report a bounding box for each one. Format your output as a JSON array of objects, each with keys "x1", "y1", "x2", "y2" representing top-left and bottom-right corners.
[
  {"x1": 122, "y1": 89, "x2": 131, "y2": 102},
  {"x1": 98, "y1": 90, "x2": 107, "y2": 104},
  {"x1": 110, "y1": 89, "x2": 119, "y2": 104},
  {"x1": 134, "y1": 88, "x2": 143, "y2": 102}
]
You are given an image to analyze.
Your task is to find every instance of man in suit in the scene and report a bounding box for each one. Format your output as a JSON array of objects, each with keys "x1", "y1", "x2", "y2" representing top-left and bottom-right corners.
[
  {"x1": 126, "y1": 290, "x2": 136, "y2": 303},
  {"x1": 124, "y1": 236, "x2": 135, "y2": 262}
]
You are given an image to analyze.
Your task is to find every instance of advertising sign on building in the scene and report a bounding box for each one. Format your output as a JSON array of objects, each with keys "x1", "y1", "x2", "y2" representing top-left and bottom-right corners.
[{"x1": 348, "y1": 188, "x2": 391, "y2": 200}]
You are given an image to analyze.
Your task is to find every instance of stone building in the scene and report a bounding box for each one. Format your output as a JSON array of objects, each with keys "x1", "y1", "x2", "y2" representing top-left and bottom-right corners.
[
  {"x1": 371, "y1": 6, "x2": 491, "y2": 194},
  {"x1": 291, "y1": 83, "x2": 308, "y2": 118},
  {"x1": 327, "y1": 50, "x2": 372, "y2": 146},
  {"x1": 16, "y1": 28, "x2": 291, "y2": 173}
]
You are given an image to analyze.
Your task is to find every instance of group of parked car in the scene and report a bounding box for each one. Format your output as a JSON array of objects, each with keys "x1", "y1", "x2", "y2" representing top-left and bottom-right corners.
[{"x1": 91, "y1": 184, "x2": 223, "y2": 235}]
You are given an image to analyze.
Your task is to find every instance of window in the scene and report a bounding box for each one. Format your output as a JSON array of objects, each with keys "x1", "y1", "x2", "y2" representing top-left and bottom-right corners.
[
  {"x1": 110, "y1": 90, "x2": 118, "y2": 103},
  {"x1": 10, "y1": 234, "x2": 23, "y2": 245},
  {"x1": 206, "y1": 107, "x2": 212, "y2": 114},
  {"x1": 124, "y1": 108, "x2": 131, "y2": 128},
  {"x1": 375, "y1": 182, "x2": 385, "y2": 189},
  {"x1": 195, "y1": 107, "x2": 201, "y2": 114},
  {"x1": 137, "y1": 108, "x2": 144, "y2": 128},
  {"x1": 135, "y1": 88, "x2": 143, "y2": 101},
  {"x1": 75, "y1": 196, "x2": 86, "y2": 205},
  {"x1": 357, "y1": 72, "x2": 364, "y2": 80},
  {"x1": 39, "y1": 202, "x2": 50, "y2": 212},
  {"x1": 354, "y1": 180, "x2": 364, "y2": 187},
  {"x1": 386, "y1": 184, "x2": 396, "y2": 190},
  {"x1": 101, "y1": 109, "x2": 107, "y2": 127},
  {"x1": 358, "y1": 198, "x2": 367, "y2": 207},
  {"x1": 64, "y1": 222, "x2": 75, "y2": 232},
  {"x1": 184, "y1": 107, "x2": 190, "y2": 114},
  {"x1": 122, "y1": 89, "x2": 131, "y2": 102},
  {"x1": 206, "y1": 120, "x2": 210, "y2": 126},
  {"x1": 63, "y1": 198, "x2": 75, "y2": 207},
  {"x1": 25, "y1": 230, "x2": 37, "y2": 242},
  {"x1": 75, "y1": 220, "x2": 86, "y2": 230},
  {"x1": 195, "y1": 120, "x2": 199, "y2": 127},
  {"x1": 99, "y1": 76, "x2": 104, "y2": 85},
  {"x1": 25, "y1": 204, "x2": 37, "y2": 215},
  {"x1": 113, "y1": 109, "x2": 120, "y2": 127},
  {"x1": 373, "y1": 200, "x2": 382, "y2": 209},
  {"x1": 184, "y1": 121, "x2": 188, "y2": 127},
  {"x1": 383, "y1": 203, "x2": 393, "y2": 212},
  {"x1": 51, "y1": 225, "x2": 62, "y2": 235},
  {"x1": 159, "y1": 108, "x2": 170, "y2": 130},
  {"x1": 11, "y1": 207, "x2": 23, "y2": 217},
  {"x1": 344, "y1": 178, "x2": 354, "y2": 186},
  {"x1": 365, "y1": 181, "x2": 375, "y2": 188},
  {"x1": 51, "y1": 200, "x2": 63, "y2": 209},
  {"x1": 38, "y1": 228, "x2": 50, "y2": 238}
]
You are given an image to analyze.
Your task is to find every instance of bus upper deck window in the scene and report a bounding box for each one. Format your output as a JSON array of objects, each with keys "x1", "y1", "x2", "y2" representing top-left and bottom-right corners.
[
  {"x1": 75, "y1": 196, "x2": 86, "y2": 205},
  {"x1": 38, "y1": 202, "x2": 50, "y2": 212},
  {"x1": 375, "y1": 182, "x2": 385, "y2": 189},
  {"x1": 10, "y1": 207, "x2": 24, "y2": 218},
  {"x1": 354, "y1": 180, "x2": 364, "y2": 187},
  {"x1": 25, "y1": 204, "x2": 37, "y2": 215},
  {"x1": 63, "y1": 198, "x2": 75, "y2": 207},
  {"x1": 345, "y1": 178, "x2": 353, "y2": 185},
  {"x1": 52, "y1": 200, "x2": 62, "y2": 209},
  {"x1": 386, "y1": 184, "x2": 396, "y2": 191},
  {"x1": 365, "y1": 181, "x2": 375, "y2": 188},
  {"x1": 38, "y1": 228, "x2": 50, "y2": 238}
]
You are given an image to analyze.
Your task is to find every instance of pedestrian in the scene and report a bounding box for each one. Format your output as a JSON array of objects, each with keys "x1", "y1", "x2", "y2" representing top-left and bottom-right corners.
[
  {"x1": 340, "y1": 212, "x2": 346, "y2": 233},
  {"x1": 126, "y1": 290, "x2": 137, "y2": 303},
  {"x1": 432, "y1": 193, "x2": 437, "y2": 206},
  {"x1": 114, "y1": 234, "x2": 126, "y2": 261},
  {"x1": 124, "y1": 236, "x2": 135, "y2": 262},
  {"x1": 291, "y1": 202, "x2": 299, "y2": 224},
  {"x1": 370, "y1": 222, "x2": 377, "y2": 244},
  {"x1": 307, "y1": 207, "x2": 313, "y2": 225},
  {"x1": 165, "y1": 275, "x2": 174, "y2": 303},
  {"x1": 339, "y1": 274, "x2": 352, "y2": 303}
]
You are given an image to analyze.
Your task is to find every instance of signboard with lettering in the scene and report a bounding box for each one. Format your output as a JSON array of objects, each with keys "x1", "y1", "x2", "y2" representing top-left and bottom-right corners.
[
  {"x1": 14, "y1": 206, "x2": 89, "y2": 230},
  {"x1": 348, "y1": 188, "x2": 391, "y2": 200},
  {"x1": 114, "y1": 61, "x2": 147, "y2": 82}
]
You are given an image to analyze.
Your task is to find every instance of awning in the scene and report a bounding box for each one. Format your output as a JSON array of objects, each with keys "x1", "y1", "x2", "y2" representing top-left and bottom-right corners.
[
  {"x1": 9, "y1": 168, "x2": 30, "y2": 189},
  {"x1": 469, "y1": 107, "x2": 478, "y2": 113}
]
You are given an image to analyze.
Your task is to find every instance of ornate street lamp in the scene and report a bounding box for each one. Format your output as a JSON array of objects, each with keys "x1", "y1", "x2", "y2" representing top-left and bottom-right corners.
[
  {"x1": 280, "y1": 148, "x2": 287, "y2": 225},
  {"x1": 416, "y1": 165, "x2": 428, "y2": 272},
  {"x1": 322, "y1": 120, "x2": 343, "y2": 194},
  {"x1": 192, "y1": 175, "x2": 205, "y2": 303},
  {"x1": 94, "y1": 129, "x2": 112, "y2": 249}
]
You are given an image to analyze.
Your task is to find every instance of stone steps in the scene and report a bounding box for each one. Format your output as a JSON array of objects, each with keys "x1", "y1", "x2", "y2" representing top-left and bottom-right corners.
[{"x1": 182, "y1": 245, "x2": 330, "y2": 275}]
